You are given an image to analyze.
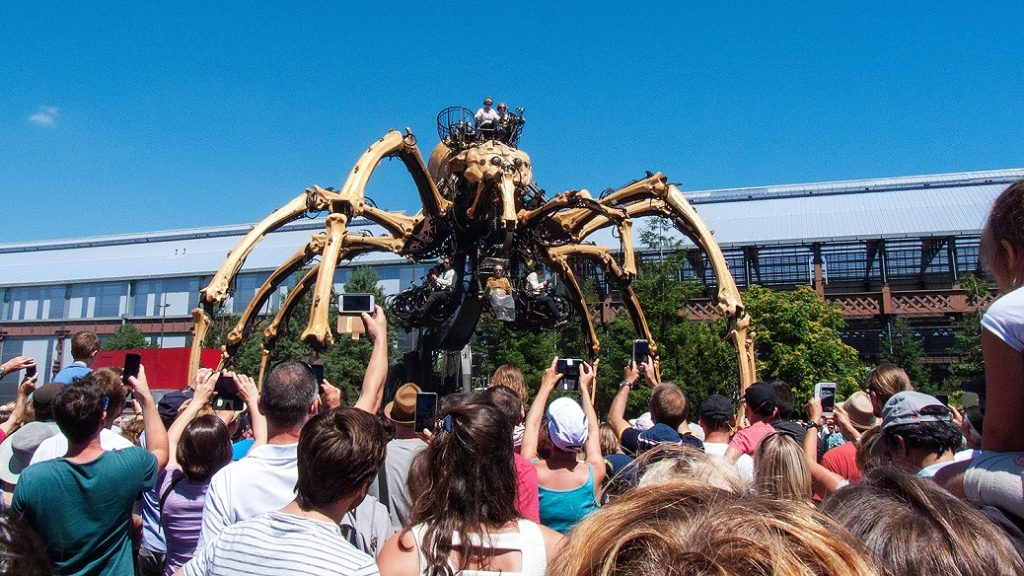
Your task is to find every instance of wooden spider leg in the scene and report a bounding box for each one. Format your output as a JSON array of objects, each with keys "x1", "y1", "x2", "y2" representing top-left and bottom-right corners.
[
  {"x1": 218, "y1": 234, "x2": 327, "y2": 367},
  {"x1": 333, "y1": 129, "x2": 451, "y2": 220},
  {"x1": 553, "y1": 172, "x2": 669, "y2": 234},
  {"x1": 189, "y1": 187, "x2": 330, "y2": 376},
  {"x1": 517, "y1": 189, "x2": 629, "y2": 229},
  {"x1": 570, "y1": 185, "x2": 757, "y2": 396},
  {"x1": 549, "y1": 244, "x2": 660, "y2": 380},
  {"x1": 544, "y1": 249, "x2": 601, "y2": 359},
  {"x1": 258, "y1": 264, "x2": 322, "y2": 389},
  {"x1": 301, "y1": 214, "x2": 350, "y2": 348}
]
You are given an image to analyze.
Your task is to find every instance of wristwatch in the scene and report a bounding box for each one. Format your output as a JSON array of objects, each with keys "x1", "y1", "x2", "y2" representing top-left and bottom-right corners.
[{"x1": 619, "y1": 380, "x2": 634, "y2": 389}]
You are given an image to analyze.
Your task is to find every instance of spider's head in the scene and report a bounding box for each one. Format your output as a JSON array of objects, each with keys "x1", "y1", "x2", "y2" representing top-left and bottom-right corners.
[{"x1": 450, "y1": 141, "x2": 532, "y2": 227}]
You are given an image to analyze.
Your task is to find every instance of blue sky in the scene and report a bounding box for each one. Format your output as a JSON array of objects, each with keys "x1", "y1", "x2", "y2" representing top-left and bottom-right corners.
[{"x1": 2, "y1": 3, "x2": 1021, "y2": 243}]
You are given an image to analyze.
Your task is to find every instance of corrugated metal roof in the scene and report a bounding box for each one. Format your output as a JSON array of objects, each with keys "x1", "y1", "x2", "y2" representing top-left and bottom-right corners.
[{"x1": 1, "y1": 169, "x2": 1021, "y2": 287}]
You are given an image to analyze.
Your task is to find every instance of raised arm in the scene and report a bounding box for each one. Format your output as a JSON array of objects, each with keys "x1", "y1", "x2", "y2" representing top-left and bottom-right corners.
[
  {"x1": 608, "y1": 362, "x2": 640, "y2": 436},
  {"x1": 521, "y1": 357, "x2": 562, "y2": 460},
  {"x1": 803, "y1": 398, "x2": 846, "y2": 496},
  {"x1": 235, "y1": 372, "x2": 267, "y2": 449},
  {"x1": 578, "y1": 361, "x2": 606, "y2": 494},
  {"x1": 128, "y1": 365, "x2": 170, "y2": 471},
  {"x1": 0, "y1": 375, "x2": 36, "y2": 438},
  {"x1": 167, "y1": 369, "x2": 216, "y2": 469},
  {"x1": 354, "y1": 305, "x2": 389, "y2": 414}
]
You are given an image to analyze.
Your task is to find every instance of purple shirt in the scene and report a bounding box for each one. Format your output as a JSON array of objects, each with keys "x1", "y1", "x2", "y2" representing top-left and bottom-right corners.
[{"x1": 159, "y1": 467, "x2": 211, "y2": 576}]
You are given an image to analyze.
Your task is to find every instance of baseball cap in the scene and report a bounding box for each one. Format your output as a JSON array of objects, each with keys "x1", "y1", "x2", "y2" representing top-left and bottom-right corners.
[
  {"x1": 547, "y1": 397, "x2": 588, "y2": 452},
  {"x1": 31, "y1": 383, "x2": 63, "y2": 421},
  {"x1": 699, "y1": 395, "x2": 734, "y2": 420},
  {"x1": 879, "y1": 391, "x2": 951, "y2": 432},
  {"x1": 741, "y1": 382, "x2": 777, "y2": 412},
  {"x1": 637, "y1": 423, "x2": 682, "y2": 452},
  {"x1": 158, "y1": 388, "x2": 195, "y2": 427},
  {"x1": 628, "y1": 411, "x2": 654, "y2": 431}
]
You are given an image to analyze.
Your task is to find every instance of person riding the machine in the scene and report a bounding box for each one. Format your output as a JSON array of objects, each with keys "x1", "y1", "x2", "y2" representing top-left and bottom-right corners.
[{"x1": 526, "y1": 263, "x2": 565, "y2": 326}]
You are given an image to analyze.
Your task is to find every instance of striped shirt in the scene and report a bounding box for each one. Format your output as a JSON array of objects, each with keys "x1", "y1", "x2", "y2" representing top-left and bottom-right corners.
[{"x1": 183, "y1": 512, "x2": 379, "y2": 576}]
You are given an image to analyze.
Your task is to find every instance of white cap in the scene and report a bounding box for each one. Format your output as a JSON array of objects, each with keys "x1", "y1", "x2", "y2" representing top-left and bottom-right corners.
[
  {"x1": 629, "y1": 411, "x2": 655, "y2": 431},
  {"x1": 547, "y1": 397, "x2": 588, "y2": 452}
]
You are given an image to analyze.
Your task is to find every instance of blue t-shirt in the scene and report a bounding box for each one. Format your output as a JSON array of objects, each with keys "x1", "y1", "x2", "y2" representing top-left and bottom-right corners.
[
  {"x1": 231, "y1": 438, "x2": 255, "y2": 461},
  {"x1": 52, "y1": 363, "x2": 92, "y2": 384},
  {"x1": 13, "y1": 447, "x2": 158, "y2": 576}
]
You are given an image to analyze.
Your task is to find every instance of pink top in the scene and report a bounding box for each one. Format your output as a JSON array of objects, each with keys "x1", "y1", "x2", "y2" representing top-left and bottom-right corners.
[
  {"x1": 514, "y1": 453, "x2": 540, "y2": 523},
  {"x1": 727, "y1": 421, "x2": 775, "y2": 456}
]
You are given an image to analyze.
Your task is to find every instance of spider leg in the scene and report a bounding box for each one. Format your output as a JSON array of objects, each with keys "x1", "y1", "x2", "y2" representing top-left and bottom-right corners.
[
  {"x1": 566, "y1": 179, "x2": 757, "y2": 396},
  {"x1": 544, "y1": 249, "x2": 601, "y2": 359},
  {"x1": 218, "y1": 234, "x2": 328, "y2": 366},
  {"x1": 548, "y1": 244, "x2": 661, "y2": 381}
]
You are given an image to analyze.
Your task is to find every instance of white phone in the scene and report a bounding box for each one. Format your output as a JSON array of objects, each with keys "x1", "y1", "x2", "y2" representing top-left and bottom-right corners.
[
  {"x1": 814, "y1": 381, "x2": 837, "y2": 418},
  {"x1": 338, "y1": 293, "x2": 375, "y2": 315}
]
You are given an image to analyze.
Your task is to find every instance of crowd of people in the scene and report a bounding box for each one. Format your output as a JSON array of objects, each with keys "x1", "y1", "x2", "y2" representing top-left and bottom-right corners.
[{"x1": 0, "y1": 179, "x2": 1022, "y2": 575}]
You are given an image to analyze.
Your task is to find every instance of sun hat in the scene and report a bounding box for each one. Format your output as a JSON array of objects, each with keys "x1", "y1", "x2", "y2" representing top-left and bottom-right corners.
[
  {"x1": 0, "y1": 421, "x2": 61, "y2": 484},
  {"x1": 384, "y1": 383, "x2": 421, "y2": 424},
  {"x1": 547, "y1": 397, "x2": 588, "y2": 452},
  {"x1": 842, "y1": 391, "x2": 878, "y2": 431}
]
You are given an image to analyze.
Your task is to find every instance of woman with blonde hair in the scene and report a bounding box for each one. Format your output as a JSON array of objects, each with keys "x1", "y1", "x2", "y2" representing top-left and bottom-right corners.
[
  {"x1": 489, "y1": 364, "x2": 528, "y2": 403},
  {"x1": 864, "y1": 363, "x2": 913, "y2": 417},
  {"x1": 550, "y1": 481, "x2": 880, "y2": 576},
  {"x1": 754, "y1": 433, "x2": 812, "y2": 504}
]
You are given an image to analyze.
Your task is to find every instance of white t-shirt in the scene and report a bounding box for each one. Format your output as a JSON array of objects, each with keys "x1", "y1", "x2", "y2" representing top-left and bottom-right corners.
[
  {"x1": 198, "y1": 443, "x2": 393, "y2": 557},
  {"x1": 526, "y1": 272, "x2": 546, "y2": 295},
  {"x1": 30, "y1": 428, "x2": 134, "y2": 465},
  {"x1": 703, "y1": 442, "x2": 754, "y2": 484},
  {"x1": 475, "y1": 107, "x2": 500, "y2": 126},
  {"x1": 981, "y1": 285, "x2": 1024, "y2": 352},
  {"x1": 184, "y1": 511, "x2": 379, "y2": 576},
  {"x1": 436, "y1": 268, "x2": 456, "y2": 289}
]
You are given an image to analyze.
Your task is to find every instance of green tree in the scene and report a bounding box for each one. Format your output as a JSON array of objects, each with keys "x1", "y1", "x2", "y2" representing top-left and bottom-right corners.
[
  {"x1": 880, "y1": 318, "x2": 930, "y2": 392},
  {"x1": 948, "y1": 273, "x2": 991, "y2": 386},
  {"x1": 103, "y1": 323, "x2": 154, "y2": 349},
  {"x1": 742, "y1": 285, "x2": 865, "y2": 409}
]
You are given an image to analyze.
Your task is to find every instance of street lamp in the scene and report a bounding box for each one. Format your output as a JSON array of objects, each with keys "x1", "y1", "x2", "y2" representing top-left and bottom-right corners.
[{"x1": 158, "y1": 296, "x2": 171, "y2": 348}]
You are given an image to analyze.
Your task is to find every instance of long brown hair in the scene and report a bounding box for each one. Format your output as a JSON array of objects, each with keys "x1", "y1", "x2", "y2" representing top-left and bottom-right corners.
[
  {"x1": 551, "y1": 481, "x2": 880, "y2": 576},
  {"x1": 753, "y1": 432, "x2": 812, "y2": 504},
  {"x1": 822, "y1": 467, "x2": 1024, "y2": 576},
  {"x1": 406, "y1": 401, "x2": 517, "y2": 576}
]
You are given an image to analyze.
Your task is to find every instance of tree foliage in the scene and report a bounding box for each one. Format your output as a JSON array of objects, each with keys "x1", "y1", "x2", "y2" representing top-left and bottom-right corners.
[
  {"x1": 103, "y1": 323, "x2": 154, "y2": 350},
  {"x1": 881, "y1": 318, "x2": 930, "y2": 392},
  {"x1": 202, "y1": 267, "x2": 393, "y2": 404},
  {"x1": 948, "y1": 273, "x2": 992, "y2": 386},
  {"x1": 742, "y1": 285, "x2": 865, "y2": 409}
]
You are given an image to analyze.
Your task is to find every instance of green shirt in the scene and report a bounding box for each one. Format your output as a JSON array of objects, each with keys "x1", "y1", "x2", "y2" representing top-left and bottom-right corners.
[{"x1": 12, "y1": 446, "x2": 158, "y2": 576}]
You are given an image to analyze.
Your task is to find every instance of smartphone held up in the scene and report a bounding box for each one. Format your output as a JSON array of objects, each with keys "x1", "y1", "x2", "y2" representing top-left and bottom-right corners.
[
  {"x1": 339, "y1": 293, "x2": 375, "y2": 315},
  {"x1": 556, "y1": 358, "x2": 583, "y2": 391},
  {"x1": 814, "y1": 382, "x2": 837, "y2": 418}
]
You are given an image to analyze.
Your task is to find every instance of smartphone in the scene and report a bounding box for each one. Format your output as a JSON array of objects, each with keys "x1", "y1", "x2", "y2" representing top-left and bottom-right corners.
[
  {"x1": 814, "y1": 381, "x2": 837, "y2": 418},
  {"x1": 934, "y1": 394, "x2": 950, "y2": 407},
  {"x1": 310, "y1": 364, "x2": 325, "y2": 383},
  {"x1": 414, "y1": 392, "x2": 438, "y2": 433},
  {"x1": 25, "y1": 364, "x2": 36, "y2": 379},
  {"x1": 557, "y1": 358, "x2": 582, "y2": 391},
  {"x1": 633, "y1": 339, "x2": 650, "y2": 366},
  {"x1": 212, "y1": 373, "x2": 242, "y2": 411},
  {"x1": 339, "y1": 293, "x2": 375, "y2": 315},
  {"x1": 123, "y1": 353, "x2": 141, "y2": 384}
]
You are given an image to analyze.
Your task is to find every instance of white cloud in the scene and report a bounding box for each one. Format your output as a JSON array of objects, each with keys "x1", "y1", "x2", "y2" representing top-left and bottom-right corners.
[{"x1": 28, "y1": 106, "x2": 58, "y2": 127}]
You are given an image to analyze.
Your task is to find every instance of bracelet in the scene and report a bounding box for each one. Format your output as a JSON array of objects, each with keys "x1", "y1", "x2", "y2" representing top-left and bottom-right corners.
[{"x1": 619, "y1": 380, "x2": 633, "y2": 389}]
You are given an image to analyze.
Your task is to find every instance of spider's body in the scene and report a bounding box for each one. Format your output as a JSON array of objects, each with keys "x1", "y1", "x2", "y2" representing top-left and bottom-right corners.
[{"x1": 188, "y1": 106, "x2": 756, "y2": 394}]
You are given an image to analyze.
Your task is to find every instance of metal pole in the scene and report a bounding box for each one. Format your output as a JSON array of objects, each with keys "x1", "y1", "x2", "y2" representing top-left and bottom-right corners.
[{"x1": 159, "y1": 296, "x2": 170, "y2": 348}]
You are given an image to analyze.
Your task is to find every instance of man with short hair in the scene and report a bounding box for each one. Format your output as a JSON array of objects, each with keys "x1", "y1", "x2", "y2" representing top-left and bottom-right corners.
[
  {"x1": 31, "y1": 367, "x2": 135, "y2": 464},
  {"x1": 474, "y1": 96, "x2": 500, "y2": 129},
  {"x1": 526, "y1": 263, "x2": 562, "y2": 324},
  {"x1": 53, "y1": 331, "x2": 101, "y2": 384},
  {"x1": 368, "y1": 382, "x2": 428, "y2": 531},
  {"x1": 180, "y1": 408, "x2": 385, "y2": 576},
  {"x1": 608, "y1": 361, "x2": 703, "y2": 455},
  {"x1": 872, "y1": 391, "x2": 964, "y2": 477},
  {"x1": 725, "y1": 381, "x2": 779, "y2": 461},
  {"x1": 769, "y1": 380, "x2": 807, "y2": 445},
  {"x1": 197, "y1": 307, "x2": 393, "y2": 557},
  {"x1": 12, "y1": 368, "x2": 168, "y2": 576},
  {"x1": 699, "y1": 395, "x2": 753, "y2": 483}
]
